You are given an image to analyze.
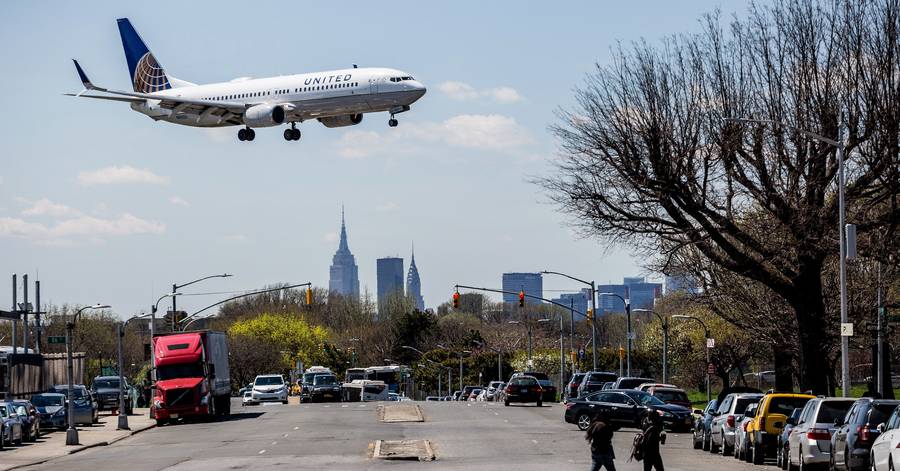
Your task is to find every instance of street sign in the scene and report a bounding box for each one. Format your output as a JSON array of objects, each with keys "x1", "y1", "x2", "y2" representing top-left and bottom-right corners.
[
  {"x1": 0, "y1": 310, "x2": 21, "y2": 320},
  {"x1": 707, "y1": 363, "x2": 715, "y2": 374},
  {"x1": 48, "y1": 336, "x2": 66, "y2": 345},
  {"x1": 578, "y1": 349, "x2": 585, "y2": 360},
  {"x1": 17, "y1": 303, "x2": 32, "y2": 312},
  {"x1": 706, "y1": 338, "x2": 716, "y2": 349},
  {"x1": 618, "y1": 346, "x2": 625, "y2": 359},
  {"x1": 841, "y1": 323, "x2": 854, "y2": 337}
]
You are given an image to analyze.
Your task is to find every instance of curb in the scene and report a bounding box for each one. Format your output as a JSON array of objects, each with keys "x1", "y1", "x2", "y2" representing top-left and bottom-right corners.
[{"x1": 5, "y1": 422, "x2": 156, "y2": 470}]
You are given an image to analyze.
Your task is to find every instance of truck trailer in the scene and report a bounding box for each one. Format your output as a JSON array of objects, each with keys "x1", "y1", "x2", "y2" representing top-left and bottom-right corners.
[{"x1": 151, "y1": 331, "x2": 230, "y2": 426}]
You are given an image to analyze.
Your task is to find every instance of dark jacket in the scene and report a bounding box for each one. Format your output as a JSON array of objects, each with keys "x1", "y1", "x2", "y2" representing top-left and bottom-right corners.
[
  {"x1": 587, "y1": 419, "x2": 619, "y2": 454},
  {"x1": 641, "y1": 415, "x2": 665, "y2": 457}
]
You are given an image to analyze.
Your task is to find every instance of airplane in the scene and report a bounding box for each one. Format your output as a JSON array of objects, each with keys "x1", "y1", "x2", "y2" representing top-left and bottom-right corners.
[{"x1": 68, "y1": 18, "x2": 426, "y2": 142}]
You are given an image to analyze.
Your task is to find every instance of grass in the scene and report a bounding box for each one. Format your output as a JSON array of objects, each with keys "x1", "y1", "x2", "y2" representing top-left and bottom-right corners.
[{"x1": 687, "y1": 386, "x2": 900, "y2": 408}]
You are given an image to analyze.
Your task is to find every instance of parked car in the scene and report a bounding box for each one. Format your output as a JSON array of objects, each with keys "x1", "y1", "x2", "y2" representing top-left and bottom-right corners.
[
  {"x1": 90, "y1": 375, "x2": 133, "y2": 414},
  {"x1": 452, "y1": 391, "x2": 462, "y2": 401},
  {"x1": 0, "y1": 402, "x2": 24, "y2": 447},
  {"x1": 710, "y1": 393, "x2": 764, "y2": 455},
  {"x1": 638, "y1": 383, "x2": 677, "y2": 392},
  {"x1": 786, "y1": 397, "x2": 855, "y2": 470},
  {"x1": 870, "y1": 404, "x2": 900, "y2": 471},
  {"x1": 11, "y1": 401, "x2": 40, "y2": 442},
  {"x1": 735, "y1": 402, "x2": 759, "y2": 461},
  {"x1": 565, "y1": 389, "x2": 693, "y2": 432},
  {"x1": 831, "y1": 398, "x2": 900, "y2": 471},
  {"x1": 611, "y1": 376, "x2": 657, "y2": 390},
  {"x1": 308, "y1": 374, "x2": 341, "y2": 403},
  {"x1": 241, "y1": 391, "x2": 258, "y2": 406},
  {"x1": 577, "y1": 371, "x2": 618, "y2": 398},
  {"x1": 458, "y1": 385, "x2": 479, "y2": 401},
  {"x1": 565, "y1": 373, "x2": 586, "y2": 400},
  {"x1": 776, "y1": 408, "x2": 802, "y2": 469},
  {"x1": 238, "y1": 382, "x2": 253, "y2": 396},
  {"x1": 648, "y1": 387, "x2": 692, "y2": 409},
  {"x1": 468, "y1": 389, "x2": 484, "y2": 401},
  {"x1": 501, "y1": 375, "x2": 544, "y2": 407},
  {"x1": 693, "y1": 399, "x2": 719, "y2": 450},
  {"x1": 48, "y1": 384, "x2": 98, "y2": 425},
  {"x1": 251, "y1": 374, "x2": 289, "y2": 404},
  {"x1": 746, "y1": 392, "x2": 815, "y2": 464},
  {"x1": 601, "y1": 382, "x2": 615, "y2": 390},
  {"x1": 425, "y1": 396, "x2": 441, "y2": 401},
  {"x1": 511, "y1": 372, "x2": 557, "y2": 402},
  {"x1": 30, "y1": 393, "x2": 67, "y2": 429},
  {"x1": 485, "y1": 381, "x2": 504, "y2": 401}
]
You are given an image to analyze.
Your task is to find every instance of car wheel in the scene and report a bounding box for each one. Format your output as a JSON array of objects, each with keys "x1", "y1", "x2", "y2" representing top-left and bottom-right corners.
[
  {"x1": 693, "y1": 431, "x2": 703, "y2": 449},
  {"x1": 711, "y1": 433, "x2": 721, "y2": 453},
  {"x1": 15, "y1": 434, "x2": 22, "y2": 446},
  {"x1": 536, "y1": 400, "x2": 542, "y2": 407},
  {"x1": 504, "y1": 400, "x2": 509, "y2": 407},
  {"x1": 577, "y1": 413, "x2": 591, "y2": 431},
  {"x1": 754, "y1": 442, "x2": 765, "y2": 465},
  {"x1": 703, "y1": 430, "x2": 711, "y2": 451}
]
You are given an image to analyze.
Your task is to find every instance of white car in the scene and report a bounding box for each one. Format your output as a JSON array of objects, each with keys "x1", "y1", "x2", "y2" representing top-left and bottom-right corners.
[
  {"x1": 251, "y1": 374, "x2": 289, "y2": 404},
  {"x1": 870, "y1": 404, "x2": 900, "y2": 470},
  {"x1": 241, "y1": 391, "x2": 258, "y2": 406}
]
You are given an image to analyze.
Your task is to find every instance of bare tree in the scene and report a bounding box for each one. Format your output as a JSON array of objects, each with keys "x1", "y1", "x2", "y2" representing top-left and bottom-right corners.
[{"x1": 539, "y1": 0, "x2": 900, "y2": 394}]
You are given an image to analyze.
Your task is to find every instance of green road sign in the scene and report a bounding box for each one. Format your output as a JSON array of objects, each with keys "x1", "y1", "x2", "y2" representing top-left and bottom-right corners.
[{"x1": 48, "y1": 336, "x2": 66, "y2": 344}]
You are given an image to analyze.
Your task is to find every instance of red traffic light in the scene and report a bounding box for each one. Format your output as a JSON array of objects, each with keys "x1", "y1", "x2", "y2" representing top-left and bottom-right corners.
[
  {"x1": 452, "y1": 291, "x2": 460, "y2": 309},
  {"x1": 518, "y1": 291, "x2": 525, "y2": 307}
]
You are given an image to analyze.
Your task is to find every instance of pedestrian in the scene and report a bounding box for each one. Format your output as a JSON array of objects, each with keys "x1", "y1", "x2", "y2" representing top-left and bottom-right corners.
[
  {"x1": 640, "y1": 410, "x2": 666, "y2": 471},
  {"x1": 586, "y1": 411, "x2": 619, "y2": 471},
  {"x1": 862, "y1": 382, "x2": 882, "y2": 399}
]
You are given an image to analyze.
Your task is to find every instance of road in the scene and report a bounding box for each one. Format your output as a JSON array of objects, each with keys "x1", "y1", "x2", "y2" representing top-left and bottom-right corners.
[{"x1": 23, "y1": 399, "x2": 775, "y2": 470}]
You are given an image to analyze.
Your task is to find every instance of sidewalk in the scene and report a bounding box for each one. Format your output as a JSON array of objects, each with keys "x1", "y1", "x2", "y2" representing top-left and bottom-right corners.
[{"x1": 0, "y1": 408, "x2": 155, "y2": 470}]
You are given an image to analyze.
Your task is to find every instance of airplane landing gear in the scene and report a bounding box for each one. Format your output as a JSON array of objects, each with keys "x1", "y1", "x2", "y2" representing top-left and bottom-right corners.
[
  {"x1": 238, "y1": 127, "x2": 256, "y2": 141},
  {"x1": 284, "y1": 124, "x2": 301, "y2": 141},
  {"x1": 388, "y1": 117, "x2": 398, "y2": 127}
]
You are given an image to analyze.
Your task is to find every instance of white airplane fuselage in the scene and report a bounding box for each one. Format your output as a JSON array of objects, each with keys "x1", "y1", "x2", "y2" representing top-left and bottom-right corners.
[{"x1": 133, "y1": 67, "x2": 425, "y2": 128}]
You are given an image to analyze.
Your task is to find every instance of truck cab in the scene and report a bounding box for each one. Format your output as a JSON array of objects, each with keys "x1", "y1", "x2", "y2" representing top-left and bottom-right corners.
[{"x1": 152, "y1": 331, "x2": 230, "y2": 426}]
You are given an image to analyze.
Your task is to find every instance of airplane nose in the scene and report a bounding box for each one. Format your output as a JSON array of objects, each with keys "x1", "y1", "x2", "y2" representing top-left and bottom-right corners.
[{"x1": 413, "y1": 81, "x2": 426, "y2": 98}]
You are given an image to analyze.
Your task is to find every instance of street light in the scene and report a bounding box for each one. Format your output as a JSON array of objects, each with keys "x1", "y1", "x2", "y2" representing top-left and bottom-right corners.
[
  {"x1": 402, "y1": 345, "x2": 452, "y2": 397},
  {"x1": 471, "y1": 340, "x2": 503, "y2": 383},
  {"x1": 170, "y1": 273, "x2": 232, "y2": 330},
  {"x1": 633, "y1": 308, "x2": 668, "y2": 383},
  {"x1": 672, "y1": 314, "x2": 712, "y2": 403},
  {"x1": 116, "y1": 313, "x2": 150, "y2": 430},
  {"x1": 599, "y1": 292, "x2": 631, "y2": 376},
  {"x1": 541, "y1": 271, "x2": 597, "y2": 371},
  {"x1": 66, "y1": 304, "x2": 111, "y2": 446},
  {"x1": 725, "y1": 116, "x2": 849, "y2": 397},
  {"x1": 537, "y1": 317, "x2": 567, "y2": 393},
  {"x1": 507, "y1": 320, "x2": 534, "y2": 364},
  {"x1": 438, "y1": 344, "x2": 470, "y2": 392}
]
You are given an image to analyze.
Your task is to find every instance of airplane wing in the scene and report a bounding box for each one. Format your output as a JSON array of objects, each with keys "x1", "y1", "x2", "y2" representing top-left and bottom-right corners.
[
  {"x1": 70, "y1": 59, "x2": 248, "y2": 115},
  {"x1": 64, "y1": 93, "x2": 145, "y2": 103}
]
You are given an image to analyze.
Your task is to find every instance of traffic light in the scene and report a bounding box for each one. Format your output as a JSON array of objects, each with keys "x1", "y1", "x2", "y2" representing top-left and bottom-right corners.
[
  {"x1": 452, "y1": 291, "x2": 460, "y2": 309},
  {"x1": 586, "y1": 308, "x2": 594, "y2": 321},
  {"x1": 518, "y1": 291, "x2": 525, "y2": 308},
  {"x1": 306, "y1": 287, "x2": 313, "y2": 306}
]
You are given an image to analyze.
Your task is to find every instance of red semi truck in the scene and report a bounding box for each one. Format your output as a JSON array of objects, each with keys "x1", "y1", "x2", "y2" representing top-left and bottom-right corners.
[{"x1": 151, "y1": 331, "x2": 231, "y2": 426}]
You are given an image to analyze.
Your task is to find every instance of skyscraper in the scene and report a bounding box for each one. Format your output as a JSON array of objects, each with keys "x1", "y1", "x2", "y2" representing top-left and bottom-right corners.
[
  {"x1": 377, "y1": 257, "x2": 405, "y2": 303},
  {"x1": 328, "y1": 207, "x2": 360, "y2": 298},
  {"x1": 406, "y1": 245, "x2": 424, "y2": 311},
  {"x1": 502, "y1": 272, "x2": 543, "y2": 303},
  {"x1": 552, "y1": 288, "x2": 590, "y2": 316}
]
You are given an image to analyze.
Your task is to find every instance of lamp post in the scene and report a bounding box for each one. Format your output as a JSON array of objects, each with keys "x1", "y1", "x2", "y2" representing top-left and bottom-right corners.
[
  {"x1": 634, "y1": 308, "x2": 668, "y2": 383},
  {"x1": 537, "y1": 317, "x2": 566, "y2": 393},
  {"x1": 438, "y1": 345, "x2": 469, "y2": 392},
  {"x1": 508, "y1": 320, "x2": 533, "y2": 364},
  {"x1": 150, "y1": 292, "x2": 179, "y2": 405},
  {"x1": 472, "y1": 341, "x2": 503, "y2": 382},
  {"x1": 66, "y1": 304, "x2": 111, "y2": 446},
  {"x1": 541, "y1": 271, "x2": 597, "y2": 371},
  {"x1": 599, "y1": 292, "x2": 631, "y2": 376},
  {"x1": 170, "y1": 273, "x2": 232, "y2": 330},
  {"x1": 725, "y1": 116, "x2": 849, "y2": 397},
  {"x1": 673, "y1": 314, "x2": 712, "y2": 403},
  {"x1": 402, "y1": 345, "x2": 452, "y2": 397},
  {"x1": 117, "y1": 313, "x2": 150, "y2": 430}
]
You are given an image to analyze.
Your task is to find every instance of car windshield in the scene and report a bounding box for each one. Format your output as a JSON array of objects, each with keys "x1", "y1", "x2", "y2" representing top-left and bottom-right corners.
[
  {"x1": 654, "y1": 390, "x2": 688, "y2": 402},
  {"x1": 31, "y1": 395, "x2": 64, "y2": 407},
  {"x1": 0, "y1": 405, "x2": 9, "y2": 417},
  {"x1": 314, "y1": 375, "x2": 337, "y2": 385},
  {"x1": 816, "y1": 401, "x2": 855, "y2": 423},
  {"x1": 511, "y1": 378, "x2": 538, "y2": 386},
  {"x1": 589, "y1": 373, "x2": 617, "y2": 383},
  {"x1": 769, "y1": 397, "x2": 811, "y2": 416},
  {"x1": 255, "y1": 376, "x2": 284, "y2": 386},
  {"x1": 871, "y1": 404, "x2": 899, "y2": 426},
  {"x1": 157, "y1": 363, "x2": 204, "y2": 380},
  {"x1": 16, "y1": 405, "x2": 27, "y2": 415},
  {"x1": 735, "y1": 397, "x2": 761, "y2": 414},
  {"x1": 624, "y1": 390, "x2": 666, "y2": 406},
  {"x1": 93, "y1": 379, "x2": 119, "y2": 389},
  {"x1": 303, "y1": 373, "x2": 319, "y2": 384},
  {"x1": 525, "y1": 372, "x2": 549, "y2": 381},
  {"x1": 53, "y1": 387, "x2": 86, "y2": 399},
  {"x1": 618, "y1": 378, "x2": 655, "y2": 389}
]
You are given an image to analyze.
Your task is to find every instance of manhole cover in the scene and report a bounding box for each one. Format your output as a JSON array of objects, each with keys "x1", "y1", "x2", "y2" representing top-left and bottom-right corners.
[
  {"x1": 373, "y1": 439, "x2": 435, "y2": 461},
  {"x1": 378, "y1": 404, "x2": 424, "y2": 422}
]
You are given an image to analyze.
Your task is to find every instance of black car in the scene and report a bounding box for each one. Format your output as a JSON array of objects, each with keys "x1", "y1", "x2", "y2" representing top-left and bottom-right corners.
[
  {"x1": 776, "y1": 407, "x2": 803, "y2": 469},
  {"x1": 501, "y1": 376, "x2": 544, "y2": 406},
  {"x1": 692, "y1": 399, "x2": 719, "y2": 450},
  {"x1": 565, "y1": 373, "x2": 586, "y2": 401},
  {"x1": 830, "y1": 398, "x2": 900, "y2": 471},
  {"x1": 308, "y1": 374, "x2": 342, "y2": 402},
  {"x1": 577, "y1": 371, "x2": 618, "y2": 397},
  {"x1": 458, "y1": 385, "x2": 479, "y2": 401},
  {"x1": 10, "y1": 401, "x2": 40, "y2": 442},
  {"x1": 565, "y1": 389, "x2": 693, "y2": 432},
  {"x1": 90, "y1": 376, "x2": 133, "y2": 414},
  {"x1": 512, "y1": 372, "x2": 556, "y2": 402},
  {"x1": 611, "y1": 376, "x2": 656, "y2": 390}
]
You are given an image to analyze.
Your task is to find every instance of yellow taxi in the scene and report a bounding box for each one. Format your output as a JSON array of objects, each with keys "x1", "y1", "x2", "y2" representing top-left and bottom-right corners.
[{"x1": 746, "y1": 392, "x2": 815, "y2": 464}]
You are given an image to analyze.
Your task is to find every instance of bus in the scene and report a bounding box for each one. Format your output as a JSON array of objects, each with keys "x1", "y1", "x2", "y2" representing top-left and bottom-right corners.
[{"x1": 364, "y1": 365, "x2": 408, "y2": 394}]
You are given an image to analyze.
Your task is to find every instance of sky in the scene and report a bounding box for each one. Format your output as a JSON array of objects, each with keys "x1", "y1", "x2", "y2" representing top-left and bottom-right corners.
[{"x1": 0, "y1": 0, "x2": 751, "y2": 319}]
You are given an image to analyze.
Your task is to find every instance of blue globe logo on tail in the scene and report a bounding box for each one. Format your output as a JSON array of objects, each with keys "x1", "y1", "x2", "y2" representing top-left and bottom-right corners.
[{"x1": 133, "y1": 52, "x2": 170, "y2": 93}]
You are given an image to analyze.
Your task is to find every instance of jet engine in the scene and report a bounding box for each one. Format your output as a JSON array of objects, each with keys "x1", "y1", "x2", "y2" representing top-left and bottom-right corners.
[
  {"x1": 317, "y1": 114, "x2": 364, "y2": 128},
  {"x1": 243, "y1": 104, "x2": 285, "y2": 127}
]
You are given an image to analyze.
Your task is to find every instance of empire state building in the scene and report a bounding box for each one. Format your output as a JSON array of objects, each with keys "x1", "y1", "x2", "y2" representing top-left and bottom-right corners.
[{"x1": 328, "y1": 208, "x2": 360, "y2": 297}]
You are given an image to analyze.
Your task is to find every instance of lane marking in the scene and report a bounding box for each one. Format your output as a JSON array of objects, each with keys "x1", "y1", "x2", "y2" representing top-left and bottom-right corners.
[
  {"x1": 271, "y1": 441, "x2": 278, "y2": 445},
  {"x1": 531, "y1": 439, "x2": 538, "y2": 444},
  {"x1": 258, "y1": 450, "x2": 266, "y2": 455},
  {"x1": 494, "y1": 412, "x2": 499, "y2": 416},
  {"x1": 282, "y1": 433, "x2": 289, "y2": 438},
  {"x1": 293, "y1": 426, "x2": 299, "y2": 430},
  {"x1": 341, "y1": 405, "x2": 348, "y2": 408}
]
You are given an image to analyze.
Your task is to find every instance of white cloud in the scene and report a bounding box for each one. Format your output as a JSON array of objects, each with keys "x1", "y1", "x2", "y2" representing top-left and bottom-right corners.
[
  {"x1": 19, "y1": 198, "x2": 82, "y2": 218},
  {"x1": 169, "y1": 196, "x2": 190, "y2": 207},
  {"x1": 78, "y1": 166, "x2": 169, "y2": 186},
  {"x1": 0, "y1": 213, "x2": 165, "y2": 243},
  {"x1": 437, "y1": 81, "x2": 523, "y2": 103},
  {"x1": 335, "y1": 114, "x2": 532, "y2": 159},
  {"x1": 376, "y1": 202, "x2": 400, "y2": 212}
]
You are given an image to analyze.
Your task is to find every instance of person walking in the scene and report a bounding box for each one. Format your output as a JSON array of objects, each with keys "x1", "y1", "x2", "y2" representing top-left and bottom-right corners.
[
  {"x1": 586, "y1": 411, "x2": 619, "y2": 470},
  {"x1": 640, "y1": 410, "x2": 666, "y2": 471}
]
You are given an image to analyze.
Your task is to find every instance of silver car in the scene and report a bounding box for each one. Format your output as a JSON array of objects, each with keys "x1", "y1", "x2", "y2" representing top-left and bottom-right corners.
[
  {"x1": 710, "y1": 393, "x2": 763, "y2": 455},
  {"x1": 788, "y1": 397, "x2": 856, "y2": 469},
  {"x1": 0, "y1": 402, "x2": 24, "y2": 447},
  {"x1": 735, "y1": 402, "x2": 758, "y2": 462}
]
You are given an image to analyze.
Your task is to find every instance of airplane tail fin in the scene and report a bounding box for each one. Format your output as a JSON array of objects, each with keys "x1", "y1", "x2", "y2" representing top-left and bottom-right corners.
[{"x1": 117, "y1": 18, "x2": 174, "y2": 93}]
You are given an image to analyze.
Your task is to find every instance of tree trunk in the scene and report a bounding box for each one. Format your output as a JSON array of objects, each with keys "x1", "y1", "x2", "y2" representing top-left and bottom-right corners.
[{"x1": 789, "y1": 260, "x2": 831, "y2": 395}]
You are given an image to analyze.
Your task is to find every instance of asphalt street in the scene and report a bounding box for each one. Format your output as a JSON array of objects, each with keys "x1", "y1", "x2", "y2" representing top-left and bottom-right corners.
[{"x1": 21, "y1": 399, "x2": 775, "y2": 470}]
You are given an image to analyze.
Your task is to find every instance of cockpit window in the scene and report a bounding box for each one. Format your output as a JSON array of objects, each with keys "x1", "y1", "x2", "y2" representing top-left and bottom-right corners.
[{"x1": 390, "y1": 76, "x2": 415, "y2": 82}]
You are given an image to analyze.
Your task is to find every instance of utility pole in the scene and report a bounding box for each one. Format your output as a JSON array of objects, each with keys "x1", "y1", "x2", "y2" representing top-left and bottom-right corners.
[
  {"x1": 876, "y1": 260, "x2": 884, "y2": 396},
  {"x1": 569, "y1": 299, "x2": 575, "y2": 373},
  {"x1": 12, "y1": 274, "x2": 18, "y2": 354},
  {"x1": 837, "y1": 122, "x2": 850, "y2": 397},
  {"x1": 35, "y1": 280, "x2": 41, "y2": 354},
  {"x1": 23, "y1": 274, "x2": 29, "y2": 351}
]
